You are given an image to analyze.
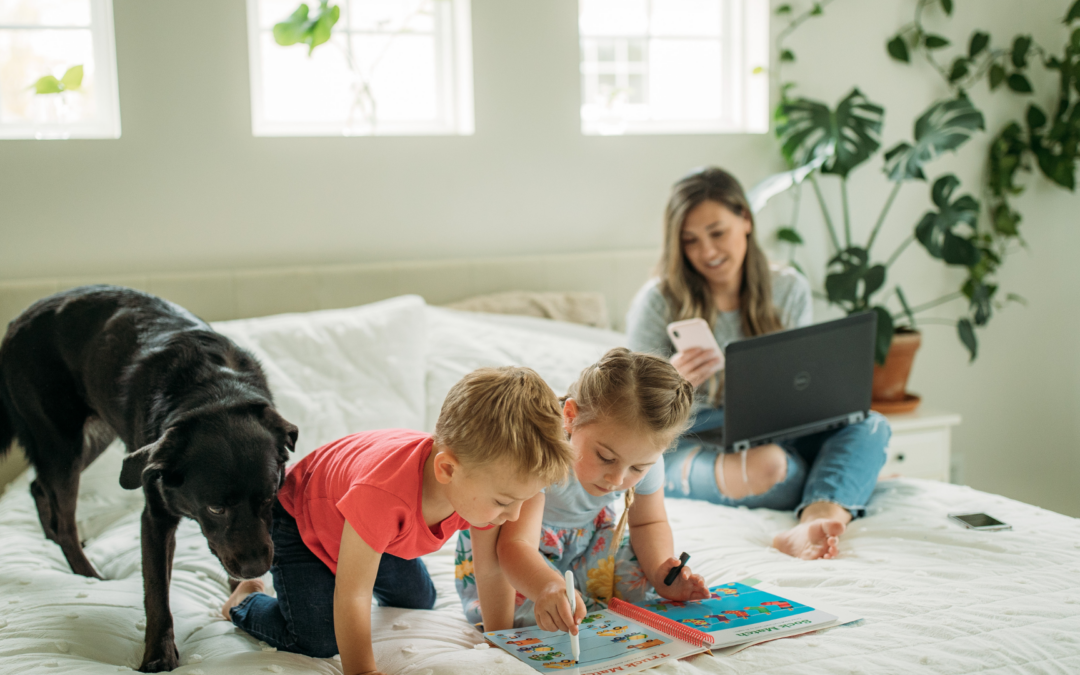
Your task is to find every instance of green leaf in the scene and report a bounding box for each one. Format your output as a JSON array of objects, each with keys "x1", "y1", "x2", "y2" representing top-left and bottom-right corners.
[
  {"x1": 915, "y1": 175, "x2": 982, "y2": 266},
  {"x1": 989, "y1": 63, "x2": 1006, "y2": 90},
  {"x1": 60, "y1": 65, "x2": 83, "y2": 91},
  {"x1": 883, "y1": 95, "x2": 986, "y2": 181},
  {"x1": 1007, "y1": 73, "x2": 1033, "y2": 93},
  {"x1": 1026, "y1": 104, "x2": 1048, "y2": 131},
  {"x1": 871, "y1": 307, "x2": 895, "y2": 365},
  {"x1": 776, "y1": 88, "x2": 885, "y2": 179},
  {"x1": 963, "y1": 280, "x2": 998, "y2": 326},
  {"x1": 949, "y1": 57, "x2": 970, "y2": 83},
  {"x1": 825, "y1": 247, "x2": 870, "y2": 308},
  {"x1": 776, "y1": 4, "x2": 793, "y2": 15},
  {"x1": 811, "y1": 3, "x2": 823, "y2": 15},
  {"x1": 969, "y1": 31, "x2": 990, "y2": 58},
  {"x1": 992, "y1": 204, "x2": 1021, "y2": 236},
  {"x1": 780, "y1": 49, "x2": 796, "y2": 62},
  {"x1": 1005, "y1": 292, "x2": 1027, "y2": 306},
  {"x1": 957, "y1": 318, "x2": 977, "y2": 361},
  {"x1": 1011, "y1": 36, "x2": 1031, "y2": 69},
  {"x1": 32, "y1": 75, "x2": 62, "y2": 94},
  {"x1": 1068, "y1": 0, "x2": 1080, "y2": 23},
  {"x1": 863, "y1": 265, "x2": 886, "y2": 302},
  {"x1": 273, "y1": 4, "x2": 310, "y2": 46},
  {"x1": 777, "y1": 227, "x2": 804, "y2": 245},
  {"x1": 924, "y1": 34, "x2": 951, "y2": 50},
  {"x1": 940, "y1": 0, "x2": 954, "y2": 15},
  {"x1": 888, "y1": 35, "x2": 910, "y2": 63}
]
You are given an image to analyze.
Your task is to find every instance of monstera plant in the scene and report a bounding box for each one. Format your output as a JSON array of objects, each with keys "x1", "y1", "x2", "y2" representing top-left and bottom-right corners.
[{"x1": 757, "y1": 0, "x2": 1080, "y2": 368}]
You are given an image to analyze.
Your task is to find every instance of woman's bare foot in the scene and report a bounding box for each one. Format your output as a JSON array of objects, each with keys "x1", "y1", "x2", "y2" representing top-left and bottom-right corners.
[
  {"x1": 220, "y1": 579, "x2": 265, "y2": 619},
  {"x1": 772, "y1": 501, "x2": 853, "y2": 560},
  {"x1": 772, "y1": 518, "x2": 846, "y2": 560}
]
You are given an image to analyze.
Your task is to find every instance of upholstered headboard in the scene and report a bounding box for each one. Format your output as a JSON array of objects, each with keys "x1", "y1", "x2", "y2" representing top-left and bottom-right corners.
[{"x1": 0, "y1": 248, "x2": 659, "y2": 486}]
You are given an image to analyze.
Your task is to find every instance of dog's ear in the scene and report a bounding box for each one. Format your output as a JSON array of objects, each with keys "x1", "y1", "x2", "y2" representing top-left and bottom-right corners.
[
  {"x1": 261, "y1": 406, "x2": 298, "y2": 453},
  {"x1": 120, "y1": 427, "x2": 182, "y2": 490}
]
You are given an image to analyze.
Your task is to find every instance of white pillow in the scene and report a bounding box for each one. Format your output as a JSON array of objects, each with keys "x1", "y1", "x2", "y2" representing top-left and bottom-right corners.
[
  {"x1": 214, "y1": 295, "x2": 428, "y2": 457},
  {"x1": 423, "y1": 307, "x2": 626, "y2": 431}
]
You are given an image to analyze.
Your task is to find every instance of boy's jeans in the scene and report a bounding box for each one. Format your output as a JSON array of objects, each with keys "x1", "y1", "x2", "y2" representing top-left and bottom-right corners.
[
  {"x1": 230, "y1": 500, "x2": 436, "y2": 657},
  {"x1": 665, "y1": 408, "x2": 891, "y2": 518}
]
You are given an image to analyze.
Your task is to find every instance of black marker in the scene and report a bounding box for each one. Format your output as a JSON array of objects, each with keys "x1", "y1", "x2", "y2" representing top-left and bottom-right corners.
[{"x1": 664, "y1": 552, "x2": 690, "y2": 586}]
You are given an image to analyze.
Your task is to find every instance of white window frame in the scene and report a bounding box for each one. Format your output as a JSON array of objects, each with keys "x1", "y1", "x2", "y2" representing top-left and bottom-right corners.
[
  {"x1": 0, "y1": 0, "x2": 121, "y2": 140},
  {"x1": 245, "y1": 0, "x2": 474, "y2": 137},
  {"x1": 579, "y1": 0, "x2": 769, "y2": 136}
]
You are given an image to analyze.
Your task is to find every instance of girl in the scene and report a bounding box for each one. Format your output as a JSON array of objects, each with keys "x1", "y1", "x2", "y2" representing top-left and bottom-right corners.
[
  {"x1": 454, "y1": 348, "x2": 710, "y2": 631},
  {"x1": 624, "y1": 166, "x2": 891, "y2": 561}
]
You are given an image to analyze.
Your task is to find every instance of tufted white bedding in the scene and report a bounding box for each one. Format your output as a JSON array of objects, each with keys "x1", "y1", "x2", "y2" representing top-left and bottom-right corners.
[{"x1": 1, "y1": 296, "x2": 1078, "y2": 675}]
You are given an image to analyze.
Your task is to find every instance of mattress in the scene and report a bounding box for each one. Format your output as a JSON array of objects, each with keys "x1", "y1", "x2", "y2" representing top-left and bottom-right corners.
[{"x1": 1, "y1": 298, "x2": 1078, "y2": 675}]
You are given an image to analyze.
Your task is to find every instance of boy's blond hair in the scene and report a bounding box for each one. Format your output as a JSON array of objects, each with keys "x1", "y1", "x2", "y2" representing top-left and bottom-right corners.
[{"x1": 434, "y1": 366, "x2": 574, "y2": 485}]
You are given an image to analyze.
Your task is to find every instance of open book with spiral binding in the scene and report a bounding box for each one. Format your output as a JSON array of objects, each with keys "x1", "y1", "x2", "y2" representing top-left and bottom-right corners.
[{"x1": 483, "y1": 582, "x2": 840, "y2": 675}]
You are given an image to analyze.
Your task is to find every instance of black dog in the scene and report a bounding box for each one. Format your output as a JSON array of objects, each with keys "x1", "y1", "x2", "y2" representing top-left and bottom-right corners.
[{"x1": 0, "y1": 286, "x2": 298, "y2": 672}]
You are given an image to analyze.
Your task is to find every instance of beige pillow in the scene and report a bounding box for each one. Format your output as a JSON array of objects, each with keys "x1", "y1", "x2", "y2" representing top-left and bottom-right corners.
[{"x1": 445, "y1": 290, "x2": 610, "y2": 329}]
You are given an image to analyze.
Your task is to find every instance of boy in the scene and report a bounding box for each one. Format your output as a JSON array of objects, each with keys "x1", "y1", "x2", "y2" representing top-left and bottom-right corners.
[{"x1": 222, "y1": 366, "x2": 574, "y2": 674}]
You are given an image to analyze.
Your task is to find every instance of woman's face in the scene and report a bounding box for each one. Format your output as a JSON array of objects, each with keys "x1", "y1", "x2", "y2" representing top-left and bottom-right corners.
[{"x1": 680, "y1": 199, "x2": 752, "y2": 292}]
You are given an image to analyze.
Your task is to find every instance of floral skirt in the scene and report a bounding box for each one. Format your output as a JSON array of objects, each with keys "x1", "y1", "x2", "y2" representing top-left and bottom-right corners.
[{"x1": 454, "y1": 506, "x2": 653, "y2": 627}]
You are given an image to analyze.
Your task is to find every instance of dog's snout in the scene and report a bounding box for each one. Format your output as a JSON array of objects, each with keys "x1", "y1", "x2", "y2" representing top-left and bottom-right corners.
[{"x1": 225, "y1": 547, "x2": 273, "y2": 580}]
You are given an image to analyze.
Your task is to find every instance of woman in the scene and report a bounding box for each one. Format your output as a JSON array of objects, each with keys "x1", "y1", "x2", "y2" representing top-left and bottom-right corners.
[{"x1": 625, "y1": 167, "x2": 891, "y2": 561}]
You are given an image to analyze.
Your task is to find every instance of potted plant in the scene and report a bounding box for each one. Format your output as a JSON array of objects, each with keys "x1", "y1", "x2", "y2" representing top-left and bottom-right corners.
[{"x1": 748, "y1": 0, "x2": 1080, "y2": 413}]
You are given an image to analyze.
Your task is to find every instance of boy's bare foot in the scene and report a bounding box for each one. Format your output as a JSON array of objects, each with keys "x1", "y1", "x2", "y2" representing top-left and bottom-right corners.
[
  {"x1": 772, "y1": 518, "x2": 846, "y2": 560},
  {"x1": 221, "y1": 579, "x2": 265, "y2": 619}
]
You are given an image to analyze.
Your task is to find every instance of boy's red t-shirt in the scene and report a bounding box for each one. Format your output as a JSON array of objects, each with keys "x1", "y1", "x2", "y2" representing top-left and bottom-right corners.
[{"x1": 277, "y1": 429, "x2": 471, "y2": 574}]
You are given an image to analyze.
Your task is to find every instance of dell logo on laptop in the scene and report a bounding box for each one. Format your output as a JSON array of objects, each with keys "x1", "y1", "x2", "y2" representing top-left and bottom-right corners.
[{"x1": 793, "y1": 371, "x2": 811, "y2": 391}]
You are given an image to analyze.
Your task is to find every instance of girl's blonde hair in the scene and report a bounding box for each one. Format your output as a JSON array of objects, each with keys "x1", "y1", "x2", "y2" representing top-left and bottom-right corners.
[
  {"x1": 564, "y1": 348, "x2": 694, "y2": 554},
  {"x1": 658, "y1": 167, "x2": 785, "y2": 337}
]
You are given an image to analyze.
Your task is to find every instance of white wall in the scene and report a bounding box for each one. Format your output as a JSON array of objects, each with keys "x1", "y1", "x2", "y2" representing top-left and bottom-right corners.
[{"x1": 0, "y1": 0, "x2": 1077, "y2": 516}]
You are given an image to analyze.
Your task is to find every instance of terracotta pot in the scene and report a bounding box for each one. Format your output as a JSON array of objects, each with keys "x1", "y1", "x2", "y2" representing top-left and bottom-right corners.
[{"x1": 871, "y1": 329, "x2": 921, "y2": 414}]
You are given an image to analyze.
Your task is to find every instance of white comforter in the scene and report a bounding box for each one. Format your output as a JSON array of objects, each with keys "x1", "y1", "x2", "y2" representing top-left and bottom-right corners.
[{"x1": 1, "y1": 296, "x2": 1078, "y2": 675}]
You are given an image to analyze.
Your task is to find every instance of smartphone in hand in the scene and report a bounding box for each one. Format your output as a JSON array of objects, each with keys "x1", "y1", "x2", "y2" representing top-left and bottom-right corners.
[{"x1": 666, "y1": 318, "x2": 725, "y2": 367}]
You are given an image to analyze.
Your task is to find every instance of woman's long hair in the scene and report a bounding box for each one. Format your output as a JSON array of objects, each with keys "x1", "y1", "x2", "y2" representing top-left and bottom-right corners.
[{"x1": 658, "y1": 167, "x2": 784, "y2": 338}]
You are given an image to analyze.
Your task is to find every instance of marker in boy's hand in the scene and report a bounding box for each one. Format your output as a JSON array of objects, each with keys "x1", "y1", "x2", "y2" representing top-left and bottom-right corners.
[{"x1": 664, "y1": 552, "x2": 691, "y2": 586}]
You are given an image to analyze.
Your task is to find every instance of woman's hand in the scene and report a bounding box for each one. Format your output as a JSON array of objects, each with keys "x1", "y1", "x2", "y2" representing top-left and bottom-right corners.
[
  {"x1": 670, "y1": 347, "x2": 723, "y2": 388},
  {"x1": 534, "y1": 581, "x2": 586, "y2": 634},
  {"x1": 652, "y1": 558, "x2": 709, "y2": 602}
]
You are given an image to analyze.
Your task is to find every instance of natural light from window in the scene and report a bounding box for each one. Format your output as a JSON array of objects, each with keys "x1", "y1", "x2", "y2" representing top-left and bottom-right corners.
[
  {"x1": 579, "y1": 0, "x2": 768, "y2": 136},
  {"x1": 0, "y1": 0, "x2": 121, "y2": 139},
  {"x1": 246, "y1": 0, "x2": 474, "y2": 137}
]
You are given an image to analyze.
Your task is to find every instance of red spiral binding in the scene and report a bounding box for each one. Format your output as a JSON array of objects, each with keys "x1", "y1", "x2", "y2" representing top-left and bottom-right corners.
[{"x1": 608, "y1": 598, "x2": 716, "y2": 647}]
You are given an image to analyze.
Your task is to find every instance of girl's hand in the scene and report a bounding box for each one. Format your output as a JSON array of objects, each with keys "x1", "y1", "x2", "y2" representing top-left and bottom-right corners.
[
  {"x1": 670, "y1": 347, "x2": 723, "y2": 388},
  {"x1": 534, "y1": 581, "x2": 586, "y2": 634},
  {"x1": 653, "y1": 558, "x2": 709, "y2": 602}
]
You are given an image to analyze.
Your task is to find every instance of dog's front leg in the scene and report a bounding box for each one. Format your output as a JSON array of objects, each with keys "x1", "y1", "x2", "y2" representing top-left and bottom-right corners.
[{"x1": 137, "y1": 498, "x2": 181, "y2": 673}]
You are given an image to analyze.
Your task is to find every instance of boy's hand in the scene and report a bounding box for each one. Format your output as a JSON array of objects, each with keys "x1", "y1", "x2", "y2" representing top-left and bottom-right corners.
[
  {"x1": 653, "y1": 558, "x2": 709, "y2": 602},
  {"x1": 534, "y1": 581, "x2": 586, "y2": 634}
]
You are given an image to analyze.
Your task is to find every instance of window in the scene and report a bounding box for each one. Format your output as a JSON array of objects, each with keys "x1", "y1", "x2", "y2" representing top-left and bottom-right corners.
[
  {"x1": 579, "y1": 0, "x2": 768, "y2": 135},
  {"x1": 0, "y1": 0, "x2": 121, "y2": 139},
  {"x1": 246, "y1": 0, "x2": 474, "y2": 137}
]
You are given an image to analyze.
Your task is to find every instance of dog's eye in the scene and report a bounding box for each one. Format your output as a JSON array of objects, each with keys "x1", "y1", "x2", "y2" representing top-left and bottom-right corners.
[{"x1": 207, "y1": 506, "x2": 225, "y2": 516}]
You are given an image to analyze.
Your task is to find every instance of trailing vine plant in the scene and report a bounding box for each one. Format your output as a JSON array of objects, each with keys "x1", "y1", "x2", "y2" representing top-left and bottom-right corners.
[{"x1": 761, "y1": 0, "x2": 1080, "y2": 364}]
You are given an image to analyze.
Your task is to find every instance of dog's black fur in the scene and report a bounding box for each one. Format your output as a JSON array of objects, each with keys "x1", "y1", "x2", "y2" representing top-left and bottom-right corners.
[{"x1": 0, "y1": 286, "x2": 298, "y2": 672}]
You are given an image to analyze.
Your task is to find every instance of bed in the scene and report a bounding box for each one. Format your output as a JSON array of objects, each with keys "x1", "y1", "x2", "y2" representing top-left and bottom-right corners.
[{"x1": 1, "y1": 295, "x2": 1078, "y2": 675}]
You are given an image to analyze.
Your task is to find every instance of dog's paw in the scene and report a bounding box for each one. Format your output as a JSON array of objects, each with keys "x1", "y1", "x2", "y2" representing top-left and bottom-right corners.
[{"x1": 138, "y1": 643, "x2": 180, "y2": 673}]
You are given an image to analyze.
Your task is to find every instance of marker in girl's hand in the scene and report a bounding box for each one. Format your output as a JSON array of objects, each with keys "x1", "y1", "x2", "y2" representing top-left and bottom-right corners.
[
  {"x1": 564, "y1": 570, "x2": 580, "y2": 662},
  {"x1": 664, "y1": 552, "x2": 691, "y2": 586}
]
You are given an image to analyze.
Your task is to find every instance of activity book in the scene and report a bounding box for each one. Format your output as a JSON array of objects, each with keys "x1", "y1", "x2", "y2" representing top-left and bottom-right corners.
[{"x1": 484, "y1": 582, "x2": 841, "y2": 674}]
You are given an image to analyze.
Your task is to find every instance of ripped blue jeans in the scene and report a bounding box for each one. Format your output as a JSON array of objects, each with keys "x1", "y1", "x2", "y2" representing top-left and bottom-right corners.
[{"x1": 664, "y1": 408, "x2": 890, "y2": 518}]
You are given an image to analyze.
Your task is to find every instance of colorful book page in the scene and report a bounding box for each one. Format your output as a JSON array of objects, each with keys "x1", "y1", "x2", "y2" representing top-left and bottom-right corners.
[
  {"x1": 485, "y1": 609, "x2": 703, "y2": 675},
  {"x1": 636, "y1": 582, "x2": 818, "y2": 634}
]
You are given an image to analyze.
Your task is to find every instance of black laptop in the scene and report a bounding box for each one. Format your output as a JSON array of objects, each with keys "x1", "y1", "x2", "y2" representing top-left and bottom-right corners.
[{"x1": 722, "y1": 311, "x2": 876, "y2": 452}]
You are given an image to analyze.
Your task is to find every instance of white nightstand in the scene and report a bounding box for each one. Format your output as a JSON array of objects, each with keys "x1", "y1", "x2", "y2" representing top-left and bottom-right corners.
[{"x1": 878, "y1": 408, "x2": 961, "y2": 482}]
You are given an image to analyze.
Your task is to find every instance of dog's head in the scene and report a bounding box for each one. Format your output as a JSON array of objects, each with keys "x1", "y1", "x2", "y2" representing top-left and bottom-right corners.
[{"x1": 120, "y1": 404, "x2": 298, "y2": 580}]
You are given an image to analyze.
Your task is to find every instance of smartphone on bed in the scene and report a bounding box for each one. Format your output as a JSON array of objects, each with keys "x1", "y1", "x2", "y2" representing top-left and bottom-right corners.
[
  {"x1": 948, "y1": 512, "x2": 1012, "y2": 531},
  {"x1": 667, "y1": 318, "x2": 725, "y2": 367}
]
